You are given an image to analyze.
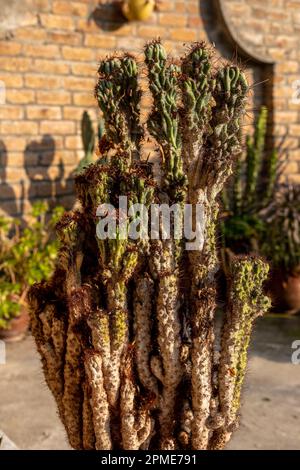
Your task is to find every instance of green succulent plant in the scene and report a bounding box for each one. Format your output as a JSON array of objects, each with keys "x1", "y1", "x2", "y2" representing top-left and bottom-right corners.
[
  {"x1": 0, "y1": 202, "x2": 64, "y2": 329},
  {"x1": 221, "y1": 106, "x2": 282, "y2": 254},
  {"x1": 263, "y1": 184, "x2": 300, "y2": 273}
]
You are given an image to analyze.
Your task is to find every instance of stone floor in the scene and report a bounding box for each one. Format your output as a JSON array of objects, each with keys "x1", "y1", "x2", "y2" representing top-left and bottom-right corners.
[{"x1": 0, "y1": 315, "x2": 300, "y2": 450}]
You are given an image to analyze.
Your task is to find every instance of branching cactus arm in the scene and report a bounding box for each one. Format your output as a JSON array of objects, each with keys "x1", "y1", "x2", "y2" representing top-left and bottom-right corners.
[
  {"x1": 210, "y1": 257, "x2": 270, "y2": 449},
  {"x1": 95, "y1": 55, "x2": 143, "y2": 159}
]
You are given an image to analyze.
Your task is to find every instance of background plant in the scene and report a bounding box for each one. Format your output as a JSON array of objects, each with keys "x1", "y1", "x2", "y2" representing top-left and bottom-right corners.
[
  {"x1": 262, "y1": 184, "x2": 300, "y2": 274},
  {"x1": 75, "y1": 111, "x2": 105, "y2": 175},
  {"x1": 0, "y1": 202, "x2": 64, "y2": 329},
  {"x1": 221, "y1": 106, "x2": 283, "y2": 254},
  {"x1": 29, "y1": 41, "x2": 270, "y2": 450}
]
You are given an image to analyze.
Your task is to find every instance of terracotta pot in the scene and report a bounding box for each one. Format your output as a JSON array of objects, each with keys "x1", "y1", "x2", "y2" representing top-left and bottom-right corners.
[
  {"x1": 0, "y1": 306, "x2": 29, "y2": 342},
  {"x1": 267, "y1": 269, "x2": 300, "y2": 314}
]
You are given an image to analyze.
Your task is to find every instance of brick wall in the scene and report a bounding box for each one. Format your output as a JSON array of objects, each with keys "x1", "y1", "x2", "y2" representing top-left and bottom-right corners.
[{"x1": 0, "y1": 0, "x2": 299, "y2": 217}]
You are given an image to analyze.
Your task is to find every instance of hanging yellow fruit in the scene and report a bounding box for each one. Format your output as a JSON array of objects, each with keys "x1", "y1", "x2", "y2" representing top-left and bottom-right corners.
[{"x1": 122, "y1": 0, "x2": 155, "y2": 21}]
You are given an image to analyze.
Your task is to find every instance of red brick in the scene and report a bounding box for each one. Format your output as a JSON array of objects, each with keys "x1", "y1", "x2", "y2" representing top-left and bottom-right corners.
[
  {"x1": 174, "y1": 3, "x2": 186, "y2": 13},
  {"x1": 6, "y1": 90, "x2": 35, "y2": 104},
  {"x1": 71, "y1": 62, "x2": 97, "y2": 76},
  {"x1": 52, "y1": 1, "x2": 88, "y2": 16},
  {"x1": 290, "y1": 124, "x2": 300, "y2": 136},
  {"x1": 1, "y1": 106, "x2": 24, "y2": 120},
  {"x1": 73, "y1": 92, "x2": 97, "y2": 106},
  {"x1": 116, "y1": 37, "x2": 145, "y2": 51},
  {"x1": 14, "y1": 28, "x2": 47, "y2": 42},
  {"x1": 33, "y1": 0, "x2": 49, "y2": 11},
  {"x1": 40, "y1": 120, "x2": 75, "y2": 135},
  {"x1": 170, "y1": 29, "x2": 197, "y2": 42},
  {"x1": 33, "y1": 59, "x2": 70, "y2": 75},
  {"x1": 63, "y1": 76, "x2": 95, "y2": 91},
  {"x1": 138, "y1": 26, "x2": 168, "y2": 38},
  {"x1": 63, "y1": 106, "x2": 84, "y2": 120},
  {"x1": 24, "y1": 44, "x2": 60, "y2": 59},
  {"x1": 4, "y1": 137, "x2": 27, "y2": 151},
  {"x1": 84, "y1": 34, "x2": 116, "y2": 48},
  {"x1": 277, "y1": 61, "x2": 299, "y2": 74},
  {"x1": 156, "y1": 1, "x2": 174, "y2": 12},
  {"x1": 0, "y1": 121, "x2": 38, "y2": 135},
  {"x1": 289, "y1": 150, "x2": 300, "y2": 161},
  {"x1": 55, "y1": 150, "x2": 78, "y2": 165},
  {"x1": 0, "y1": 57, "x2": 32, "y2": 72},
  {"x1": 288, "y1": 174, "x2": 300, "y2": 184},
  {"x1": 284, "y1": 162, "x2": 298, "y2": 174},
  {"x1": 26, "y1": 106, "x2": 62, "y2": 120},
  {"x1": 0, "y1": 73, "x2": 23, "y2": 88},
  {"x1": 37, "y1": 90, "x2": 71, "y2": 105},
  {"x1": 188, "y1": 16, "x2": 203, "y2": 28},
  {"x1": 0, "y1": 41, "x2": 22, "y2": 56},
  {"x1": 40, "y1": 14, "x2": 74, "y2": 30},
  {"x1": 5, "y1": 152, "x2": 24, "y2": 167},
  {"x1": 25, "y1": 74, "x2": 62, "y2": 89},
  {"x1": 65, "y1": 135, "x2": 82, "y2": 149},
  {"x1": 47, "y1": 31, "x2": 83, "y2": 46},
  {"x1": 186, "y1": 3, "x2": 199, "y2": 15},
  {"x1": 62, "y1": 46, "x2": 95, "y2": 61},
  {"x1": 275, "y1": 111, "x2": 298, "y2": 123},
  {"x1": 159, "y1": 13, "x2": 187, "y2": 27}
]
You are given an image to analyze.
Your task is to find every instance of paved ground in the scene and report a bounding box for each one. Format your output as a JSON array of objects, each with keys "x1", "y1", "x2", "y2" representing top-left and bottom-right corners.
[{"x1": 0, "y1": 315, "x2": 300, "y2": 450}]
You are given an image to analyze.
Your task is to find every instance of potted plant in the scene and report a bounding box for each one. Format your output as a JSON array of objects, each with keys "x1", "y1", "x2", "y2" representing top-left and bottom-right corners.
[
  {"x1": 0, "y1": 202, "x2": 64, "y2": 341},
  {"x1": 263, "y1": 184, "x2": 300, "y2": 313}
]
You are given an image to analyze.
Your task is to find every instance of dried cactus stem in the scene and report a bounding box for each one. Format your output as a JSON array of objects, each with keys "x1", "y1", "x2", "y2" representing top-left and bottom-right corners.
[
  {"x1": 213, "y1": 257, "x2": 271, "y2": 448},
  {"x1": 84, "y1": 351, "x2": 112, "y2": 450},
  {"x1": 87, "y1": 310, "x2": 113, "y2": 405},
  {"x1": 82, "y1": 381, "x2": 96, "y2": 450},
  {"x1": 120, "y1": 357, "x2": 152, "y2": 450},
  {"x1": 134, "y1": 275, "x2": 158, "y2": 396},
  {"x1": 106, "y1": 279, "x2": 129, "y2": 408},
  {"x1": 189, "y1": 202, "x2": 218, "y2": 449},
  {"x1": 153, "y1": 241, "x2": 182, "y2": 449},
  {"x1": 157, "y1": 274, "x2": 182, "y2": 448},
  {"x1": 178, "y1": 400, "x2": 194, "y2": 448},
  {"x1": 62, "y1": 289, "x2": 88, "y2": 449},
  {"x1": 28, "y1": 294, "x2": 66, "y2": 426}
]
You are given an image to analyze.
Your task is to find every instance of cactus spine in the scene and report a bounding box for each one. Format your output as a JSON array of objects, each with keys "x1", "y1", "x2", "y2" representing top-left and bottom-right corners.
[{"x1": 28, "y1": 41, "x2": 270, "y2": 450}]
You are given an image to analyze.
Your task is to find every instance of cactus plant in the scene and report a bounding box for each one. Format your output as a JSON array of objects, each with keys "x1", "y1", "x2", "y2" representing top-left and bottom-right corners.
[
  {"x1": 28, "y1": 41, "x2": 270, "y2": 450},
  {"x1": 221, "y1": 106, "x2": 282, "y2": 254},
  {"x1": 75, "y1": 111, "x2": 106, "y2": 174}
]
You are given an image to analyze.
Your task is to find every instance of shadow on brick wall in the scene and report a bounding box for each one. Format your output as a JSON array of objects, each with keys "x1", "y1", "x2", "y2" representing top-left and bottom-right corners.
[
  {"x1": 24, "y1": 134, "x2": 73, "y2": 211},
  {"x1": 0, "y1": 135, "x2": 75, "y2": 220},
  {"x1": 0, "y1": 140, "x2": 25, "y2": 218},
  {"x1": 89, "y1": 1, "x2": 127, "y2": 31}
]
